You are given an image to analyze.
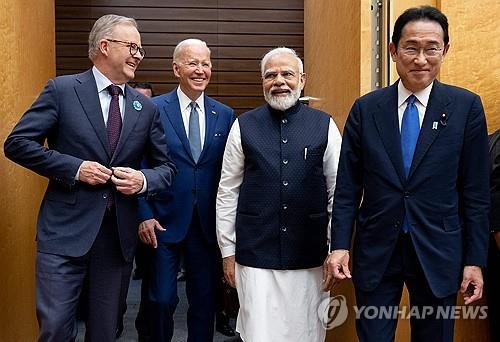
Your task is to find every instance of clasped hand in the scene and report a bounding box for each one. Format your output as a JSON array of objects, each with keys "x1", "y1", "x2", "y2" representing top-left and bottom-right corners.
[{"x1": 79, "y1": 161, "x2": 143, "y2": 194}]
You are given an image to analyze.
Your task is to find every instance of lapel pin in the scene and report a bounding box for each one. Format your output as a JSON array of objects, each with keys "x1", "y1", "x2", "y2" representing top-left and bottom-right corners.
[
  {"x1": 133, "y1": 100, "x2": 143, "y2": 111},
  {"x1": 439, "y1": 113, "x2": 447, "y2": 126},
  {"x1": 432, "y1": 122, "x2": 438, "y2": 130}
]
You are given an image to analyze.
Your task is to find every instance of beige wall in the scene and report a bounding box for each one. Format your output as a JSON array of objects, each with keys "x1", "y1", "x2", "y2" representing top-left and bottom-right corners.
[
  {"x1": 0, "y1": 0, "x2": 54, "y2": 340},
  {"x1": 439, "y1": 0, "x2": 500, "y2": 132},
  {"x1": 305, "y1": 0, "x2": 494, "y2": 341}
]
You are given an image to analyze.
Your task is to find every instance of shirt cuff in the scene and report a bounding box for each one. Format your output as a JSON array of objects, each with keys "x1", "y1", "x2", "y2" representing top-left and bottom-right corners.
[
  {"x1": 220, "y1": 245, "x2": 236, "y2": 258},
  {"x1": 138, "y1": 172, "x2": 147, "y2": 194}
]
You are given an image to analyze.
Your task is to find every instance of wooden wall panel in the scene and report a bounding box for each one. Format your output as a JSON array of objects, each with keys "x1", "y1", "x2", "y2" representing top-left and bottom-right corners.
[
  {"x1": 55, "y1": 0, "x2": 304, "y2": 114},
  {"x1": 0, "y1": 0, "x2": 54, "y2": 340}
]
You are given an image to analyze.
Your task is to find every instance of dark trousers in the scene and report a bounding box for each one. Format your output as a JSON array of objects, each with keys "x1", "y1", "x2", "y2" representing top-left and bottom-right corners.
[
  {"x1": 149, "y1": 209, "x2": 219, "y2": 342},
  {"x1": 135, "y1": 242, "x2": 154, "y2": 338},
  {"x1": 355, "y1": 232, "x2": 456, "y2": 342},
  {"x1": 487, "y1": 235, "x2": 500, "y2": 341},
  {"x1": 36, "y1": 210, "x2": 132, "y2": 342}
]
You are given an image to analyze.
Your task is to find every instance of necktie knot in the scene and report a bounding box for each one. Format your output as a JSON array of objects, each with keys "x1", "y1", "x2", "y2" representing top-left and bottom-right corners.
[
  {"x1": 108, "y1": 84, "x2": 122, "y2": 97},
  {"x1": 407, "y1": 94, "x2": 416, "y2": 105}
]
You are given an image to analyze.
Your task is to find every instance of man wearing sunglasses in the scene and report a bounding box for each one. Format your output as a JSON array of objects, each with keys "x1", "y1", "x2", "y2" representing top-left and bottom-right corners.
[{"x1": 4, "y1": 14, "x2": 175, "y2": 342}]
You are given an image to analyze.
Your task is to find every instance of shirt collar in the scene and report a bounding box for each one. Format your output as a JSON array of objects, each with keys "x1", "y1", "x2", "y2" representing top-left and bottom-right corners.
[
  {"x1": 397, "y1": 80, "x2": 433, "y2": 108},
  {"x1": 177, "y1": 87, "x2": 205, "y2": 112},
  {"x1": 92, "y1": 66, "x2": 126, "y2": 95}
]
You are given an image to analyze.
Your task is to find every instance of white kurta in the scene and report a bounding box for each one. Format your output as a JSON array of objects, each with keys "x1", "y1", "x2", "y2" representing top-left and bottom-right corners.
[{"x1": 216, "y1": 117, "x2": 342, "y2": 342}]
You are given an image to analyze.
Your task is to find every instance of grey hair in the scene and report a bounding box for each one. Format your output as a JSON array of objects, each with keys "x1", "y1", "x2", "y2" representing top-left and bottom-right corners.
[
  {"x1": 172, "y1": 38, "x2": 211, "y2": 62},
  {"x1": 88, "y1": 14, "x2": 138, "y2": 61},
  {"x1": 260, "y1": 47, "x2": 304, "y2": 76}
]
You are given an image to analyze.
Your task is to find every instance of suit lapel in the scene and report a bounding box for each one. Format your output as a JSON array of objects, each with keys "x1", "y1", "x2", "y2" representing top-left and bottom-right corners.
[
  {"x1": 408, "y1": 80, "x2": 452, "y2": 179},
  {"x1": 75, "y1": 70, "x2": 111, "y2": 158},
  {"x1": 199, "y1": 96, "x2": 219, "y2": 161},
  {"x1": 373, "y1": 84, "x2": 406, "y2": 184},
  {"x1": 163, "y1": 92, "x2": 193, "y2": 159},
  {"x1": 112, "y1": 84, "x2": 141, "y2": 160}
]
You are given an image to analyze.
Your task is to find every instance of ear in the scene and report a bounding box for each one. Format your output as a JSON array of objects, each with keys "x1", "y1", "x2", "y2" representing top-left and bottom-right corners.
[
  {"x1": 300, "y1": 72, "x2": 306, "y2": 90},
  {"x1": 442, "y1": 43, "x2": 450, "y2": 58},
  {"x1": 389, "y1": 42, "x2": 398, "y2": 62},
  {"x1": 99, "y1": 39, "x2": 109, "y2": 57},
  {"x1": 172, "y1": 61, "x2": 181, "y2": 78}
]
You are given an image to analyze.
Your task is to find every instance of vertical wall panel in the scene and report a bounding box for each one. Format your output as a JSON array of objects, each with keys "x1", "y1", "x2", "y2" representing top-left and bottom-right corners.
[
  {"x1": 0, "y1": 0, "x2": 54, "y2": 340},
  {"x1": 440, "y1": 0, "x2": 500, "y2": 133},
  {"x1": 55, "y1": 0, "x2": 304, "y2": 115}
]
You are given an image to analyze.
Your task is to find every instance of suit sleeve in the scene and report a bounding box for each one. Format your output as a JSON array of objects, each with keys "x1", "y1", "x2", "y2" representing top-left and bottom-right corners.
[
  {"x1": 460, "y1": 95, "x2": 490, "y2": 267},
  {"x1": 4, "y1": 79, "x2": 83, "y2": 185},
  {"x1": 490, "y1": 131, "x2": 500, "y2": 231},
  {"x1": 139, "y1": 105, "x2": 176, "y2": 197},
  {"x1": 331, "y1": 100, "x2": 364, "y2": 251}
]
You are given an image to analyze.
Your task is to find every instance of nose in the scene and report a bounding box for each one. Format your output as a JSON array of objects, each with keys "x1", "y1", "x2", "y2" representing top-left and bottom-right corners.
[
  {"x1": 413, "y1": 50, "x2": 428, "y2": 65},
  {"x1": 273, "y1": 74, "x2": 285, "y2": 85}
]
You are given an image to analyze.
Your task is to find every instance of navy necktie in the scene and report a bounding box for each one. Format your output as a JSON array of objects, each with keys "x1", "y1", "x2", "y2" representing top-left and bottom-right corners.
[
  {"x1": 188, "y1": 102, "x2": 201, "y2": 162},
  {"x1": 107, "y1": 85, "x2": 122, "y2": 155},
  {"x1": 401, "y1": 94, "x2": 420, "y2": 232}
]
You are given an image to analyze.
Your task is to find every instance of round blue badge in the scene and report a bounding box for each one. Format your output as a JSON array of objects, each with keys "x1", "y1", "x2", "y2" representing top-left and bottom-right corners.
[{"x1": 133, "y1": 100, "x2": 143, "y2": 111}]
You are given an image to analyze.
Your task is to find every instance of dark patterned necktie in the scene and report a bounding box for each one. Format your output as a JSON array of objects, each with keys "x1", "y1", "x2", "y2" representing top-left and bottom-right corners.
[
  {"x1": 107, "y1": 85, "x2": 122, "y2": 155},
  {"x1": 106, "y1": 85, "x2": 122, "y2": 209}
]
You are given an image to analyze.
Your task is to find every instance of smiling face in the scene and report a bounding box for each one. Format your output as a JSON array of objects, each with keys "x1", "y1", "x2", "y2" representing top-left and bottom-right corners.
[
  {"x1": 389, "y1": 19, "x2": 449, "y2": 93},
  {"x1": 172, "y1": 44, "x2": 212, "y2": 101},
  {"x1": 262, "y1": 53, "x2": 305, "y2": 111},
  {"x1": 99, "y1": 23, "x2": 143, "y2": 84}
]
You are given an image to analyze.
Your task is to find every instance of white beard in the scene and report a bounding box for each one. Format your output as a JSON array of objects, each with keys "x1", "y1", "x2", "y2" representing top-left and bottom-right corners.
[{"x1": 264, "y1": 86, "x2": 302, "y2": 111}]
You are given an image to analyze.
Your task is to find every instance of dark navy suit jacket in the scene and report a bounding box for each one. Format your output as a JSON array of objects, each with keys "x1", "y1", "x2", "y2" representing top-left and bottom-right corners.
[
  {"x1": 138, "y1": 88, "x2": 234, "y2": 244},
  {"x1": 4, "y1": 69, "x2": 175, "y2": 262},
  {"x1": 331, "y1": 80, "x2": 490, "y2": 298}
]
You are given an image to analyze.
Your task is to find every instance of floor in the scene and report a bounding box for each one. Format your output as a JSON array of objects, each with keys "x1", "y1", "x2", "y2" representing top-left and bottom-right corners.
[{"x1": 76, "y1": 277, "x2": 241, "y2": 341}]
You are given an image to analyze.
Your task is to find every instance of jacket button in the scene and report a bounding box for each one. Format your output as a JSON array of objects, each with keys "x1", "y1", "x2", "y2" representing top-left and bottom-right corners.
[
  {"x1": 283, "y1": 159, "x2": 288, "y2": 165},
  {"x1": 282, "y1": 204, "x2": 288, "y2": 210},
  {"x1": 404, "y1": 191, "x2": 410, "y2": 198},
  {"x1": 282, "y1": 118, "x2": 288, "y2": 124},
  {"x1": 282, "y1": 180, "x2": 289, "y2": 186},
  {"x1": 103, "y1": 193, "x2": 108, "y2": 199},
  {"x1": 281, "y1": 226, "x2": 287, "y2": 232},
  {"x1": 282, "y1": 138, "x2": 288, "y2": 144},
  {"x1": 192, "y1": 189, "x2": 196, "y2": 194}
]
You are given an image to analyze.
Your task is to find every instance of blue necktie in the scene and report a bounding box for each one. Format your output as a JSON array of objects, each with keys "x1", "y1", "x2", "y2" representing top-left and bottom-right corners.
[
  {"x1": 188, "y1": 102, "x2": 201, "y2": 162},
  {"x1": 401, "y1": 94, "x2": 420, "y2": 232}
]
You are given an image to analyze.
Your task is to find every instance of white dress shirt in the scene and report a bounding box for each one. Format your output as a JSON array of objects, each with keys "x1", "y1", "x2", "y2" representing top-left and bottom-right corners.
[
  {"x1": 176, "y1": 87, "x2": 206, "y2": 149},
  {"x1": 397, "y1": 80, "x2": 434, "y2": 131}
]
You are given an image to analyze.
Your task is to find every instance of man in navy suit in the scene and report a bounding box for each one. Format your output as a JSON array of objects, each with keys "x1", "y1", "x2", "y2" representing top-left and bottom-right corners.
[
  {"x1": 4, "y1": 15, "x2": 175, "y2": 342},
  {"x1": 138, "y1": 38, "x2": 234, "y2": 341},
  {"x1": 324, "y1": 6, "x2": 490, "y2": 342}
]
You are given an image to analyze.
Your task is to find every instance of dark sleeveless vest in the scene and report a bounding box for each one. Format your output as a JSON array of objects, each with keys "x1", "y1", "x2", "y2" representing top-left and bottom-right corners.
[{"x1": 236, "y1": 102, "x2": 331, "y2": 269}]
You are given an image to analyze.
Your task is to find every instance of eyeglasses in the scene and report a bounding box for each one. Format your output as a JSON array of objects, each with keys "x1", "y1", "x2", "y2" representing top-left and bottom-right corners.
[
  {"x1": 399, "y1": 46, "x2": 443, "y2": 58},
  {"x1": 106, "y1": 39, "x2": 146, "y2": 57}
]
